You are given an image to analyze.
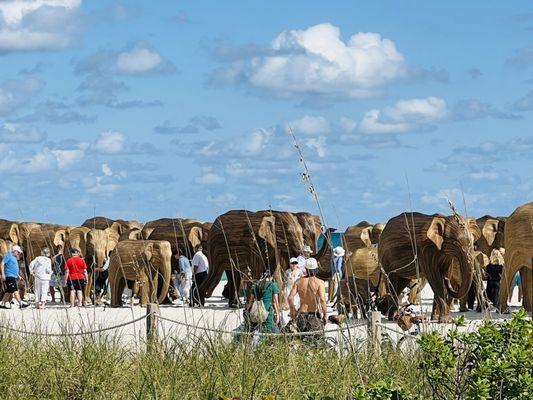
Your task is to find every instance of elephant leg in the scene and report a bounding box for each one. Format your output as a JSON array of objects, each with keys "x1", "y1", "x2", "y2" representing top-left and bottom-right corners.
[
  {"x1": 203, "y1": 267, "x2": 225, "y2": 299},
  {"x1": 384, "y1": 275, "x2": 410, "y2": 320},
  {"x1": 111, "y1": 276, "x2": 126, "y2": 307},
  {"x1": 499, "y1": 262, "x2": 519, "y2": 313},
  {"x1": 85, "y1": 273, "x2": 94, "y2": 305},
  {"x1": 520, "y1": 267, "x2": 533, "y2": 314},
  {"x1": 427, "y1": 277, "x2": 451, "y2": 323},
  {"x1": 227, "y1": 270, "x2": 242, "y2": 308}
]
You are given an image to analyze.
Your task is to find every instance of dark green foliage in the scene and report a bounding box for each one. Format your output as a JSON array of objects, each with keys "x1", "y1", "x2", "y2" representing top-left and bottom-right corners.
[{"x1": 419, "y1": 309, "x2": 533, "y2": 400}]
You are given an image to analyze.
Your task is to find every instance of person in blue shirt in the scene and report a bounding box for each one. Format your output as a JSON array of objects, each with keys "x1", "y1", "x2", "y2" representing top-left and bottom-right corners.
[
  {"x1": 328, "y1": 246, "x2": 345, "y2": 304},
  {"x1": 175, "y1": 249, "x2": 192, "y2": 304},
  {"x1": 0, "y1": 245, "x2": 29, "y2": 309}
]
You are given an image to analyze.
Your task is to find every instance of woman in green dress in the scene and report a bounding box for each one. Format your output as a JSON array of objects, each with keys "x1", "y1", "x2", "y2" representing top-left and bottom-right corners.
[{"x1": 248, "y1": 273, "x2": 281, "y2": 333}]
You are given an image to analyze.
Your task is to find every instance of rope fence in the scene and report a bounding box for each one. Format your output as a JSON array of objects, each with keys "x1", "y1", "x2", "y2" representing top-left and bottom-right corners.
[
  {"x1": 156, "y1": 314, "x2": 368, "y2": 337},
  {"x1": 0, "y1": 313, "x2": 149, "y2": 337}
]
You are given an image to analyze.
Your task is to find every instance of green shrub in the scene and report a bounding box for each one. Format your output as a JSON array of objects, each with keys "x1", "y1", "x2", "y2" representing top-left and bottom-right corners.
[{"x1": 419, "y1": 309, "x2": 533, "y2": 400}]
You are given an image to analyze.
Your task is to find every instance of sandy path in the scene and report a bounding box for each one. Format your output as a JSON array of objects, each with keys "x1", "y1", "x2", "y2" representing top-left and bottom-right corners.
[{"x1": 0, "y1": 283, "x2": 523, "y2": 347}]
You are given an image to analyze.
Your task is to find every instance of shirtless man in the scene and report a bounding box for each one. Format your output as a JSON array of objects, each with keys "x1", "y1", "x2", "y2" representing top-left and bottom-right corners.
[{"x1": 288, "y1": 257, "x2": 328, "y2": 332}]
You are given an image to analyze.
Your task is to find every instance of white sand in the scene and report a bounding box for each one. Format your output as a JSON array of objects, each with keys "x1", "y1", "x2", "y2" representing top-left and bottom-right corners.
[{"x1": 0, "y1": 282, "x2": 524, "y2": 347}]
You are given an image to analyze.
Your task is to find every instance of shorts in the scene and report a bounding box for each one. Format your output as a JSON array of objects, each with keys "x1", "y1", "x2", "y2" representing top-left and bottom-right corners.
[
  {"x1": 296, "y1": 312, "x2": 324, "y2": 334},
  {"x1": 68, "y1": 279, "x2": 85, "y2": 292},
  {"x1": 3, "y1": 277, "x2": 18, "y2": 294}
]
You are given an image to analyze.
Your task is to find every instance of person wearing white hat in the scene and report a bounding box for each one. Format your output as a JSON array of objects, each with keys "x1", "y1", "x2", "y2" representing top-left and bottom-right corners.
[
  {"x1": 296, "y1": 245, "x2": 312, "y2": 277},
  {"x1": 328, "y1": 246, "x2": 345, "y2": 303},
  {"x1": 288, "y1": 257, "x2": 327, "y2": 333},
  {"x1": 0, "y1": 245, "x2": 29, "y2": 309},
  {"x1": 283, "y1": 257, "x2": 303, "y2": 310}
]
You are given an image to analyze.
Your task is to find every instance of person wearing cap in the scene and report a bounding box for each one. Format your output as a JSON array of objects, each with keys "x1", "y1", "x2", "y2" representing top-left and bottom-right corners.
[
  {"x1": 0, "y1": 245, "x2": 29, "y2": 309},
  {"x1": 296, "y1": 245, "x2": 312, "y2": 277},
  {"x1": 64, "y1": 248, "x2": 88, "y2": 307},
  {"x1": 29, "y1": 248, "x2": 52, "y2": 309},
  {"x1": 328, "y1": 246, "x2": 345, "y2": 304},
  {"x1": 283, "y1": 257, "x2": 303, "y2": 310},
  {"x1": 288, "y1": 258, "x2": 327, "y2": 334}
]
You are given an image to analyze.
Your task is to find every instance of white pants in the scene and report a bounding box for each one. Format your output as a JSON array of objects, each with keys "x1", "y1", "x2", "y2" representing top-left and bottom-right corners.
[{"x1": 34, "y1": 278, "x2": 50, "y2": 303}]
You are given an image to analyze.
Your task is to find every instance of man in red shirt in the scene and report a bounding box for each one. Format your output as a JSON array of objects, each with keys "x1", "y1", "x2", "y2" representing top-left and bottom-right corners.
[{"x1": 64, "y1": 248, "x2": 88, "y2": 307}]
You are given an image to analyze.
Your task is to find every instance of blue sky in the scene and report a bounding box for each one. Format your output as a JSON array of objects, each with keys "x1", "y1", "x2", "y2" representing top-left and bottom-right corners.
[{"x1": 1, "y1": 1, "x2": 532, "y2": 229}]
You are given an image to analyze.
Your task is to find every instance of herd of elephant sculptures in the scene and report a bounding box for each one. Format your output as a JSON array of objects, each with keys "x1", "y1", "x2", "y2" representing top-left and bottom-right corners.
[{"x1": 0, "y1": 202, "x2": 531, "y2": 322}]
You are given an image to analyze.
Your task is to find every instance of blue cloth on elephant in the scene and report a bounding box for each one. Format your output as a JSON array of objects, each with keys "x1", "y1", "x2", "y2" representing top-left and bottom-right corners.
[
  {"x1": 251, "y1": 280, "x2": 279, "y2": 333},
  {"x1": 512, "y1": 272, "x2": 522, "y2": 286}
]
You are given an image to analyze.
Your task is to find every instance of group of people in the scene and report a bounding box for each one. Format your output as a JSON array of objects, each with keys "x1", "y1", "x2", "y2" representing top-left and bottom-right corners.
[
  {"x1": 245, "y1": 244, "x2": 346, "y2": 334},
  {"x1": 172, "y1": 244, "x2": 210, "y2": 307},
  {"x1": 0, "y1": 244, "x2": 90, "y2": 309}
]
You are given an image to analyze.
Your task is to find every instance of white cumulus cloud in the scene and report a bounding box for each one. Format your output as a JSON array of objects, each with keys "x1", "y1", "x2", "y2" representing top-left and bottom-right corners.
[
  {"x1": 195, "y1": 172, "x2": 225, "y2": 185},
  {"x1": 116, "y1": 47, "x2": 163, "y2": 74},
  {"x1": 214, "y1": 23, "x2": 407, "y2": 99},
  {"x1": 51, "y1": 148, "x2": 84, "y2": 168},
  {"x1": 359, "y1": 97, "x2": 448, "y2": 134},
  {"x1": 0, "y1": 0, "x2": 82, "y2": 53},
  {"x1": 94, "y1": 131, "x2": 125, "y2": 154},
  {"x1": 285, "y1": 115, "x2": 330, "y2": 136}
]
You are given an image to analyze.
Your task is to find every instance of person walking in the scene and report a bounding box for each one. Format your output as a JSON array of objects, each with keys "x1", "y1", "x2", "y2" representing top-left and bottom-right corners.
[
  {"x1": 50, "y1": 244, "x2": 66, "y2": 303},
  {"x1": 29, "y1": 248, "x2": 52, "y2": 309},
  {"x1": 94, "y1": 251, "x2": 111, "y2": 305},
  {"x1": 486, "y1": 249, "x2": 504, "y2": 308},
  {"x1": 328, "y1": 246, "x2": 345, "y2": 304},
  {"x1": 288, "y1": 258, "x2": 328, "y2": 334},
  {"x1": 64, "y1": 249, "x2": 88, "y2": 307},
  {"x1": 246, "y1": 270, "x2": 281, "y2": 333},
  {"x1": 175, "y1": 250, "x2": 192, "y2": 305},
  {"x1": 0, "y1": 245, "x2": 29, "y2": 309},
  {"x1": 283, "y1": 257, "x2": 303, "y2": 310},
  {"x1": 190, "y1": 244, "x2": 208, "y2": 307}
]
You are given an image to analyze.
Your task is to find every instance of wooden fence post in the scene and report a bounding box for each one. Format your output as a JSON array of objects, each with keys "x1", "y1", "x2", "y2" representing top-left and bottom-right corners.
[
  {"x1": 146, "y1": 303, "x2": 160, "y2": 346},
  {"x1": 369, "y1": 311, "x2": 382, "y2": 354}
]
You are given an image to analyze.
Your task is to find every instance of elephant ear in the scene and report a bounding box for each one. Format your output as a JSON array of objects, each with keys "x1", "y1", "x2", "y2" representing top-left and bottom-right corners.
[
  {"x1": 143, "y1": 242, "x2": 154, "y2": 262},
  {"x1": 427, "y1": 216, "x2": 446, "y2": 250},
  {"x1": 360, "y1": 226, "x2": 373, "y2": 247},
  {"x1": 482, "y1": 219, "x2": 499, "y2": 247},
  {"x1": 258, "y1": 216, "x2": 277, "y2": 249},
  {"x1": 188, "y1": 226, "x2": 203, "y2": 249}
]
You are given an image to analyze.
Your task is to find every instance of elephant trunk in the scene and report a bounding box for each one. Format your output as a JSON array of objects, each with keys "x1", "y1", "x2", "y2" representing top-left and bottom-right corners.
[
  {"x1": 446, "y1": 251, "x2": 474, "y2": 299},
  {"x1": 157, "y1": 262, "x2": 171, "y2": 304}
]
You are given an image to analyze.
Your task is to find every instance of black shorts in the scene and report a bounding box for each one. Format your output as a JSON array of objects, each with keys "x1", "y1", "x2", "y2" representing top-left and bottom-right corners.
[
  {"x1": 68, "y1": 279, "x2": 86, "y2": 292},
  {"x1": 4, "y1": 277, "x2": 18, "y2": 294}
]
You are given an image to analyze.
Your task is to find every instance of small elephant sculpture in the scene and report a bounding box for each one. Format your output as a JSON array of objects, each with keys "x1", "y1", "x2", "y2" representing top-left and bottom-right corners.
[{"x1": 109, "y1": 240, "x2": 172, "y2": 307}]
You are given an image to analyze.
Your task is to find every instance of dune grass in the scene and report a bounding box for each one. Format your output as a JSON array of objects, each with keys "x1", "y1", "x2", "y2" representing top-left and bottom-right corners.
[{"x1": 0, "y1": 329, "x2": 426, "y2": 400}]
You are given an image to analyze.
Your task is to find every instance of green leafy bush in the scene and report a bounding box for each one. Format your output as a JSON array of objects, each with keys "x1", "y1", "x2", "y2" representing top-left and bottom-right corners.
[{"x1": 419, "y1": 309, "x2": 533, "y2": 400}]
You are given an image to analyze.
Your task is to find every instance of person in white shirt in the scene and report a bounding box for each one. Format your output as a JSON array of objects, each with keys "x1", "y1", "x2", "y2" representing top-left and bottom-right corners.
[
  {"x1": 29, "y1": 248, "x2": 52, "y2": 309},
  {"x1": 190, "y1": 244, "x2": 209, "y2": 307}
]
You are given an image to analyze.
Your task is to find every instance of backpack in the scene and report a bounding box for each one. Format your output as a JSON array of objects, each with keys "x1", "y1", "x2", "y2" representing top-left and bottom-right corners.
[{"x1": 249, "y1": 280, "x2": 270, "y2": 324}]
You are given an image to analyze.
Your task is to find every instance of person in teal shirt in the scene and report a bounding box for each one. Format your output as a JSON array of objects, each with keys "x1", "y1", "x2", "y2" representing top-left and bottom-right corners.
[{"x1": 248, "y1": 273, "x2": 281, "y2": 333}]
